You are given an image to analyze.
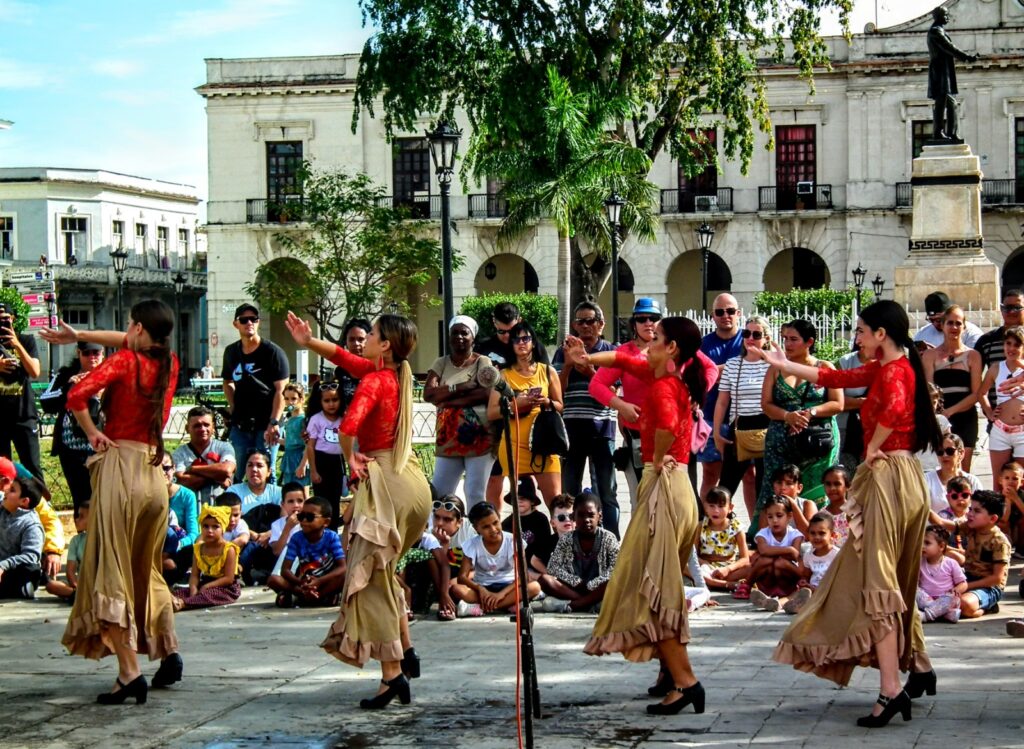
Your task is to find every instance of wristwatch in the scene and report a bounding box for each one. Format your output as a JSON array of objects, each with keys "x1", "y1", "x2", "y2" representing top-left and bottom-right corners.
[
  {"x1": 268, "y1": 418, "x2": 279, "y2": 427},
  {"x1": 809, "y1": 408, "x2": 818, "y2": 418}
]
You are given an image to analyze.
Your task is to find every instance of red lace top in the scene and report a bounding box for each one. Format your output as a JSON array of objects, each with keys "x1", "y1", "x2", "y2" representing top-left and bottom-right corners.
[
  {"x1": 331, "y1": 346, "x2": 397, "y2": 452},
  {"x1": 614, "y1": 351, "x2": 693, "y2": 464},
  {"x1": 66, "y1": 348, "x2": 179, "y2": 445},
  {"x1": 817, "y1": 357, "x2": 916, "y2": 454}
]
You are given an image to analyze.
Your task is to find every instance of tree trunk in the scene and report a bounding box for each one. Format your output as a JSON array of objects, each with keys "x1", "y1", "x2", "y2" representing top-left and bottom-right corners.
[
  {"x1": 556, "y1": 229, "x2": 571, "y2": 341},
  {"x1": 570, "y1": 238, "x2": 611, "y2": 318}
]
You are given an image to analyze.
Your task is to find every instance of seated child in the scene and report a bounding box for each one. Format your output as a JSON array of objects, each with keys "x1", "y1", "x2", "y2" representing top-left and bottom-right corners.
[
  {"x1": 216, "y1": 492, "x2": 251, "y2": 548},
  {"x1": 749, "y1": 495, "x2": 804, "y2": 612},
  {"x1": 529, "y1": 493, "x2": 574, "y2": 577},
  {"x1": 240, "y1": 482, "x2": 306, "y2": 586},
  {"x1": 996, "y1": 461, "x2": 1024, "y2": 555},
  {"x1": 785, "y1": 512, "x2": 839, "y2": 615},
  {"x1": 0, "y1": 476, "x2": 45, "y2": 599},
  {"x1": 268, "y1": 496, "x2": 346, "y2": 608},
  {"x1": 697, "y1": 487, "x2": 750, "y2": 591},
  {"x1": 961, "y1": 490, "x2": 1011, "y2": 618},
  {"x1": 0, "y1": 458, "x2": 63, "y2": 585},
  {"x1": 821, "y1": 464, "x2": 851, "y2": 548},
  {"x1": 917, "y1": 525, "x2": 967, "y2": 623},
  {"x1": 761, "y1": 465, "x2": 816, "y2": 537},
  {"x1": 425, "y1": 495, "x2": 465, "y2": 621},
  {"x1": 452, "y1": 502, "x2": 541, "y2": 615},
  {"x1": 931, "y1": 476, "x2": 971, "y2": 563},
  {"x1": 172, "y1": 505, "x2": 241, "y2": 611},
  {"x1": 539, "y1": 492, "x2": 619, "y2": 613},
  {"x1": 502, "y1": 476, "x2": 552, "y2": 557},
  {"x1": 46, "y1": 502, "x2": 89, "y2": 603}
]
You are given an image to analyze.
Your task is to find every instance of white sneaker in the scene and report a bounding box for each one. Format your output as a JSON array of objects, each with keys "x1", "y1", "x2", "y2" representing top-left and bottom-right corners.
[{"x1": 456, "y1": 600, "x2": 483, "y2": 618}]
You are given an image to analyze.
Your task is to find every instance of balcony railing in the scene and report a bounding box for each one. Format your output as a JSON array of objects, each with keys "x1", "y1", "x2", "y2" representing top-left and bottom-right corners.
[
  {"x1": 375, "y1": 195, "x2": 442, "y2": 219},
  {"x1": 660, "y1": 187, "x2": 734, "y2": 214},
  {"x1": 246, "y1": 198, "x2": 308, "y2": 224},
  {"x1": 758, "y1": 184, "x2": 833, "y2": 212},
  {"x1": 896, "y1": 182, "x2": 912, "y2": 208},
  {"x1": 983, "y1": 179, "x2": 1023, "y2": 206},
  {"x1": 468, "y1": 193, "x2": 508, "y2": 218}
]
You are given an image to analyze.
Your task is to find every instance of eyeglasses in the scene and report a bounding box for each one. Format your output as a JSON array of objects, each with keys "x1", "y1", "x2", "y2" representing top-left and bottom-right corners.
[
  {"x1": 432, "y1": 500, "x2": 462, "y2": 516},
  {"x1": 1002, "y1": 304, "x2": 1024, "y2": 313},
  {"x1": 741, "y1": 330, "x2": 765, "y2": 340},
  {"x1": 161, "y1": 465, "x2": 174, "y2": 473},
  {"x1": 555, "y1": 513, "x2": 573, "y2": 522},
  {"x1": 494, "y1": 323, "x2": 514, "y2": 336},
  {"x1": 940, "y1": 447, "x2": 960, "y2": 456},
  {"x1": 296, "y1": 511, "x2": 321, "y2": 522},
  {"x1": 512, "y1": 335, "x2": 532, "y2": 344},
  {"x1": 634, "y1": 315, "x2": 660, "y2": 324},
  {"x1": 714, "y1": 308, "x2": 737, "y2": 317},
  {"x1": 574, "y1": 317, "x2": 600, "y2": 326},
  {"x1": 946, "y1": 491, "x2": 972, "y2": 500},
  {"x1": 236, "y1": 316, "x2": 260, "y2": 324},
  {"x1": 319, "y1": 382, "x2": 340, "y2": 391}
]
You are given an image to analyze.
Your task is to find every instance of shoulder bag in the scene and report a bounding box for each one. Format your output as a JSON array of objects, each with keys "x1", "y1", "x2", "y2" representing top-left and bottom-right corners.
[
  {"x1": 787, "y1": 380, "x2": 835, "y2": 460},
  {"x1": 732, "y1": 358, "x2": 767, "y2": 461},
  {"x1": 528, "y1": 365, "x2": 569, "y2": 471}
]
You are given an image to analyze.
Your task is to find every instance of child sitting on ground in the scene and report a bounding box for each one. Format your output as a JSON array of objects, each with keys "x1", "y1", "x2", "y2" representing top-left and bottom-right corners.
[
  {"x1": 749, "y1": 495, "x2": 804, "y2": 612},
  {"x1": 46, "y1": 502, "x2": 89, "y2": 603},
  {"x1": 961, "y1": 490, "x2": 1011, "y2": 619},
  {"x1": 917, "y1": 525, "x2": 967, "y2": 622},
  {"x1": 216, "y1": 492, "x2": 250, "y2": 548},
  {"x1": 765, "y1": 465, "x2": 817, "y2": 536},
  {"x1": 241, "y1": 482, "x2": 306, "y2": 585},
  {"x1": 697, "y1": 487, "x2": 750, "y2": 592},
  {"x1": 529, "y1": 493, "x2": 574, "y2": 577},
  {"x1": 397, "y1": 523, "x2": 443, "y2": 617},
  {"x1": 453, "y1": 502, "x2": 541, "y2": 615},
  {"x1": 502, "y1": 476, "x2": 552, "y2": 558},
  {"x1": 539, "y1": 492, "x2": 620, "y2": 613},
  {"x1": 931, "y1": 476, "x2": 971, "y2": 563},
  {"x1": 173, "y1": 505, "x2": 240, "y2": 610},
  {"x1": 784, "y1": 512, "x2": 839, "y2": 615},
  {"x1": 0, "y1": 476, "x2": 44, "y2": 599},
  {"x1": 821, "y1": 464, "x2": 852, "y2": 548},
  {"x1": 268, "y1": 496, "x2": 346, "y2": 608},
  {"x1": 428, "y1": 495, "x2": 465, "y2": 621}
]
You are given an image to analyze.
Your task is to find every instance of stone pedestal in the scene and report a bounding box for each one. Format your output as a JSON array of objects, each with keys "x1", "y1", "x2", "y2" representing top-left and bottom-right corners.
[{"x1": 893, "y1": 143, "x2": 999, "y2": 310}]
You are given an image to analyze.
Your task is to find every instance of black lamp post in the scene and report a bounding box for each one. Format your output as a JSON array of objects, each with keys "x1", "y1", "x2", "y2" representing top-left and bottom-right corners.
[
  {"x1": 173, "y1": 272, "x2": 186, "y2": 388},
  {"x1": 111, "y1": 247, "x2": 128, "y2": 330},
  {"x1": 604, "y1": 193, "x2": 625, "y2": 343},
  {"x1": 696, "y1": 222, "x2": 715, "y2": 312},
  {"x1": 852, "y1": 262, "x2": 867, "y2": 312},
  {"x1": 427, "y1": 121, "x2": 461, "y2": 353},
  {"x1": 872, "y1": 273, "x2": 885, "y2": 298}
]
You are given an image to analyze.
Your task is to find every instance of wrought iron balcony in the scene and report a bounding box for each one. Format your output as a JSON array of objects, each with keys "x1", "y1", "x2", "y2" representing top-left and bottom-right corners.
[
  {"x1": 896, "y1": 182, "x2": 912, "y2": 208},
  {"x1": 758, "y1": 184, "x2": 833, "y2": 212},
  {"x1": 468, "y1": 193, "x2": 508, "y2": 218},
  {"x1": 374, "y1": 195, "x2": 442, "y2": 219},
  {"x1": 982, "y1": 179, "x2": 1023, "y2": 206},
  {"x1": 245, "y1": 198, "x2": 308, "y2": 223},
  {"x1": 660, "y1": 188, "x2": 734, "y2": 214}
]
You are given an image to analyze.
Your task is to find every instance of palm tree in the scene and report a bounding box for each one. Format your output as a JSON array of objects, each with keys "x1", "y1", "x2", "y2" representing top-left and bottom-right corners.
[{"x1": 468, "y1": 67, "x2": 658, "y2": 340}]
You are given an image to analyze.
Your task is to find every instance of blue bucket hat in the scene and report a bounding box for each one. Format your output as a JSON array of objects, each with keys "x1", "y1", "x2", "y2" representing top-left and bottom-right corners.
[{"x1": 632, "y1": 297, "x2": 662, "y2": 317}]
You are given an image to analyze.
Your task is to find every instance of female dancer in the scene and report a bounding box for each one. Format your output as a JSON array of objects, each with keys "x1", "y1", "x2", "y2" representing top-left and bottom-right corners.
[
  {"x1": 758, "y1": 300, "x2": 942, "y2": 727},
  {"x1": 567, "y1": 318, "x2": 708, "y2": 715},
  {"x1": 41, "y1": 302, "x2": 182, "y2": 704},
  {"x1": 285, "y1": 311, "x2": 431, "y2": 709}
]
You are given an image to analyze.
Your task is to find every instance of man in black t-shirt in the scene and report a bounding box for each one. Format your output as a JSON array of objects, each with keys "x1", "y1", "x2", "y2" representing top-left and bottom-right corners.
[
  {"x1": 221, "y1": 303, "x2": 290, "y2": 482},
  {"x1": 0, "y1": 303, "x2": 43, "y2": 480}
]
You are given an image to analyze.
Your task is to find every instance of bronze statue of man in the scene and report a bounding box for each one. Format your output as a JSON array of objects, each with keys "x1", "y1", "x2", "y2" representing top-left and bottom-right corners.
[{"x1": 928, "y1": 6, "x2": 978, "y2": 142}]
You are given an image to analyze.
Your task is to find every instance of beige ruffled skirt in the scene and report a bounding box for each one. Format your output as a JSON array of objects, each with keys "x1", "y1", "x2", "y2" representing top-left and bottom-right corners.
[
  {"x1": 773, "y1": 454, "x2": 930, "y2": 685},
  {"x1": 62, "y1": 441, "x2": 178, "y2": 661},
  {"x1": 584, "y1": 464, "x2": 697, "y2": 661},
  {"x1": 322, "y1": 450, "x2": 431, "y2": 667}
]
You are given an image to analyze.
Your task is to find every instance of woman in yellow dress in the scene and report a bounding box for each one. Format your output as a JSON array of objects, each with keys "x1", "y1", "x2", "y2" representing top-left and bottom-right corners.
[{"x1": 486, "y1": 320, "x2": 564, "y2": 507}]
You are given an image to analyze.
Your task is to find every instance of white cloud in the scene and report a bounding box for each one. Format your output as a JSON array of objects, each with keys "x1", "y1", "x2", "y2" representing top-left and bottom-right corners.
[
  {"x1": 91, "y1": 59, "x2": 143, "y2": 78},
  {"x1": 131, "y1": 0, "x2": 302, "y2": 44},
  {"x1": 0, "y1": 58, "x2": 49, "y2": 89}
]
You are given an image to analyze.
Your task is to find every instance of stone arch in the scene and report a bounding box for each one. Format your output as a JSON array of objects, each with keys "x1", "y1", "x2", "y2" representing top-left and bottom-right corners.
[
  {"x1": 665, "y1": 250, "x2": 732, "y2": 314},
  {"x1": 475, "y1": 254, "x2": 540, "y2": 294},
  {"x1": 580, "y1": 252, "x2": 636, "y2": 339},
  {"x1": 248, "y1": 255, "x2": 315, "y2": 376},
  {"x1": 763, "y1": 246, "x2": 831, "y2": 292},
  {"x1": 1003, "y1": 245, "x2": 1024, "y2": 293}
]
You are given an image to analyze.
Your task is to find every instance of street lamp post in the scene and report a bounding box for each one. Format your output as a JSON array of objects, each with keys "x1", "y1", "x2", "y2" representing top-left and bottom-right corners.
[
  {"x1": 427, "y1": 121, "x2": 462, "y2": 354},
  {"x1": 696, "y1": 222, "x2": 716, "y2": 313},
  {"x1": 852, "y1": 262, "x2": 867, "y2": 315},
  {"x1": 173, "y1": 272, "x2": 186, "y2": 388},
  {"x1": 872, "y1": 274, "x2": 885, "y2": 299},
  {"x1": 604, "y1": 193, "x2": 625, "y2": 343},
  {"x1": 111, "y1": 248, "x2": 129, "y2": 330}
]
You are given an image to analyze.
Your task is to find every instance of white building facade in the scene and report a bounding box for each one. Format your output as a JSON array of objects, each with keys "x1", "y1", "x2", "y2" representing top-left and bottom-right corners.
[{"x1": 199, "y1": 0, "x2": 1024, "y2": 374}]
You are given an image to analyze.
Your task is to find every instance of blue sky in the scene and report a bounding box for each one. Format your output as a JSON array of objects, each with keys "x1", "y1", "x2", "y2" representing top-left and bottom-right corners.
[{"x1": 0, "y1": 0, "x2": 938, "y2": 204}]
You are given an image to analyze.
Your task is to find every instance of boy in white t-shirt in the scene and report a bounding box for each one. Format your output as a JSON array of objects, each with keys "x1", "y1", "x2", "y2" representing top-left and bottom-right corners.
[{"x1": 451, "y1": 502, "x2": 540, "y2": 614}]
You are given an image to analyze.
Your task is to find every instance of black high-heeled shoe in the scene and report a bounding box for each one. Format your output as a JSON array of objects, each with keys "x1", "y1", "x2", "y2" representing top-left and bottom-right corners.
[
  {"x1": 151, "y1": 653, "x2": 183, "y2": 689},
  {"x1": 401, "y1": 647, "x2": 421, "y2": 679},
  {"x1": 903, "y1": 670, "x2": 937, "y2": 699},
  {"x1": 359, "y1": 674, "x2": 411, "y2": 710},
  {"x1": 856, "y1": 691, "x2": 912, "y2": 728},
  {"x1": 647, "y1": 667, "x2": 672, "y2": 697},
  {"x1": 646, "y1": 682, "x2": 705, "y2": 715},
  {"x1": 96, "y1": 675, "x2": 148, "y2": 705}
]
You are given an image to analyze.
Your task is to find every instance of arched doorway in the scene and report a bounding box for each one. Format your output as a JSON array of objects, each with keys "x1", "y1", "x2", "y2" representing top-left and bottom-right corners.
[
  {"x1": 665, "y1": 250, "x2": 732, "y2": 313},
  {"x1": 249, "y1": 256, "x2": 316, "y2": 380},
  {"x1": 763, "y1": 247, "x2": 830, "y2": 292},
  {"x1": 475, "y1": 254, "x2": 539, "y2": 294},
  {"x1": 1003, "y1": 246, "x2": 1024, "y2": 292}
]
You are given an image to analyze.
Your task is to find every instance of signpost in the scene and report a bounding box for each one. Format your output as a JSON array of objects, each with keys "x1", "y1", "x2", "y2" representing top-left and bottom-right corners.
[{"x1": 3, "y1": 266, "x2": 58, "y2": 377}]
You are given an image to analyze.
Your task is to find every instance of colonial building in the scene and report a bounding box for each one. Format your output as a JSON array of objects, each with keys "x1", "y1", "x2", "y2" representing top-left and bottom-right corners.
[
  {"x1": 199, "y1": 0, "x2": 1024, "y2": 374},
  {"x1": 0, "y1": 167, "x2": 207, "y2": 377}
]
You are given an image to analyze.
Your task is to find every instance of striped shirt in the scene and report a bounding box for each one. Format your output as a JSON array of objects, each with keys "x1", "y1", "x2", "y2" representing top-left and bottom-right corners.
[
  {"x1": 553, "y1": 340, "x2": 617, "y2": 439},
  {"x1": 718, "y1": 356, "x2": 771, "y2": 421},
  {"x1": 975, "y1": 327, "x2": 1006, "y2": 405}
]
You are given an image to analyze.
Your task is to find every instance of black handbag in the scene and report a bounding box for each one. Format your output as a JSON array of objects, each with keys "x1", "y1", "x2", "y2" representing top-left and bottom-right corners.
[
  {"x1": 528, "y1": 365, "x2": 569, "y2": 471},
  {"x1": 787, "y1": 381, "x2": 835, "y2": 460}
]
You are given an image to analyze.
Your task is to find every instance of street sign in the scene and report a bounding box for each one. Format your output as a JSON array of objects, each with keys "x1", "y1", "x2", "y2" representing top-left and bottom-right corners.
[
  {"x1": 7, "y1": 270, "x2": 53, "y2": 284},
  {"x1": 28, "y1": 316, "x2": 57, "y2": 328}
]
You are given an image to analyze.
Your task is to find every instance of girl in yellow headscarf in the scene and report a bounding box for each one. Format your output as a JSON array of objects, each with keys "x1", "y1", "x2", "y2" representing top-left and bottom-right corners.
[{"x1": 172, "y1": 505, "x2": 241, "y2": 611}]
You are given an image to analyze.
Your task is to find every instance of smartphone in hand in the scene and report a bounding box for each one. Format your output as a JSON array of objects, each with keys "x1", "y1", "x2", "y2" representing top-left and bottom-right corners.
[{"x1": 527, "y1": 387, "x2": 542, "y2": 398}]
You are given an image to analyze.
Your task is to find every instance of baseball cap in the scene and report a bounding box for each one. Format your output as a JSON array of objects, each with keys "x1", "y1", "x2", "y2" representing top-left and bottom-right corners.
[
  {"x1": 234, "y1": 303, "x2": 259, "y2": 320},
  {"x1": 924, "y1": 292, "x2": 951, "y2": 316},
  {"x1": 0, "y1": 457, "x2": 16, "y2": 481},
  {"x1": 632, "y1": 297, "x2": 662, "y2": 316},
  {"x1": 77, "y1": 341, "x2": 104, "y2": 353}
]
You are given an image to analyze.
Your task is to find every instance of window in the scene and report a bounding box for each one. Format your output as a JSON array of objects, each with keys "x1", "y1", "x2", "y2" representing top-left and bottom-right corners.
[
  {"x1": 912, "y1": 120, "x2": 934, "y2": 159},
  {"x1": 266, "y1": 141, "x2": 303, "y2": 221},
  {"x1": 678, "y1": 129, "x2": 718, "y2": 210},
  {"x1": 775, "y1": 125, "x2": 817, "y2": 210},
  {"x1": 157, "y1": 227, "x2": 169, "y2": 267},
  {"x1": 1016, "y1": 118, "x2": 1024, "y2": 203},
  {"x1": 112, "y1": 220, "x2": 124, "y2": 249},
  {"x1": 392, "y1": 138, "x2": 431, "y2": 218},
  {"x1": 134, "y1": 223, "x2": 147, "y2": 253},
  {"x1": 60, "y1": 216, "x2": 88, "y2": 263},
  {"x1": 62, "y1": 308, "x2": 90, "y2": 327},
  {"x1": 0, "y1": 216, "x2": 12, "y2": 259},
  {"x1": 178, "y1": 228, "x2": 189, "y2": 254}
]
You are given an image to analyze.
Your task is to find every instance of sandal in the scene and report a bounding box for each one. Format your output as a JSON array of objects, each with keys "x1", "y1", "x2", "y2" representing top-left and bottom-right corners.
[
  {"x1": 732, "y1": 581, "x2": 751, "y2": 600},
  {"x1": 437, "y1": 608, "x2": 456, "y2": 621}
]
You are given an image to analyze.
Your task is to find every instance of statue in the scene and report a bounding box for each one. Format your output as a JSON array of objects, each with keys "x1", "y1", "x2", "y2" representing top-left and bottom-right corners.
[{"x1": 927, "y1": 6, "x2": 978, "y2": 143}]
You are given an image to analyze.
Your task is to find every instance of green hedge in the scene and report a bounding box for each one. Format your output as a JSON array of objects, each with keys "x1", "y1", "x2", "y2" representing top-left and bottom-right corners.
[
  {"x1": 754, "y1": 287, "x2": 873, "y2": 318},
  {"x1": 0, "y1": 287, "x2": 31, "y2": 333},
  {"x1": 459, "y1": 292, "x2": 559, "y2": 346}
]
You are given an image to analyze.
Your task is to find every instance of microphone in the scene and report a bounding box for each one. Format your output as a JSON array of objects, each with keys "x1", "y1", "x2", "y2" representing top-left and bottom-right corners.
[{"x1": 477, "y1": 364, "x2": 514, "y2": 399}]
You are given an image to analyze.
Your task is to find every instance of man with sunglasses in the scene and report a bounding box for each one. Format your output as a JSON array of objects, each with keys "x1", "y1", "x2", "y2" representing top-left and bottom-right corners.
[
  {"x1": 690, "y1": 294, "x2": 742, "y2": 498},
  {"x1": 221, "y1": 303, "x2": 289, "y2": 482},
  {"x1": 913, "y1": 291, "x2": 982, "y2": 349},
  {"x1": 975, "y1": 289, "x2": 1024, "y2": 479}
]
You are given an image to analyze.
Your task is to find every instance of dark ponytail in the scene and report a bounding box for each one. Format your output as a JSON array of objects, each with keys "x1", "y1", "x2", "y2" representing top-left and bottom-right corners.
[
  {"x1": 660, "y1": 317, "x2": 707, "y2": 406},
  {"x1": 859, "y1": 300, "x2": 943, "y2": 455},
  {"x1": 129, "y1": 300, "x2": 175, "y2": 466}
]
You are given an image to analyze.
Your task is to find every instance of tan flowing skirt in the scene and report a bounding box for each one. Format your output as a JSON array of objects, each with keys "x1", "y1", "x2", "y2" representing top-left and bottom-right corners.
[
  {"x1": 322, "y1": 449, "x2": 431, "y2": 667},
  {"x1": 62, "y1": 441, "x2": 177, "y2": 661},
  {"x1": 584, "y1": 465, "x2": 698, "y2": 661},
  {"x1": 773, "y1": 454, "x2": 929, "y2": 685}
]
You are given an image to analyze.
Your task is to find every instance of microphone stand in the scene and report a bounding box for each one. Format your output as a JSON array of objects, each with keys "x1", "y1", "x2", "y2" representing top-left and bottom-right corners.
[{"x1": 499, "y1": 390, "x2": 541, "y2": 747}]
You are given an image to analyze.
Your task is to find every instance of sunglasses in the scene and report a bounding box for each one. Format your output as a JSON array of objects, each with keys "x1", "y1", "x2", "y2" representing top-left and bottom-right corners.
[
  {"x1": 320, "y1": 382, "x2": 340, "y2": 391},
  {"x1": 634, "y1": 315, "x2": 660, "y2": 324},
  {"x1": 161, "y1": 465, "x2": 174, "y2": 473},
  {"x1": 494, "y1": 328, "x2": 513, "y2": 336},
  {"x1": 741, "y1": 330, "x2": 765, "y2": 340},
  {"x1": 236, "y1": 316, "x2": 260, "y2": 324},
  {"x1": 946, "y1": 491, "x2": 972, "y2": 500},
  {"x1": 296, "y1": 511, "x2": 321, "y2": 522},
  {"x1": 714, "y1": 307, "x2": 737, "y2": 317},
  {"x1": 432, "y1": 500, "x2": 462, "y2": 516},
  {"x1": 574, "y1": 317, "x2": 600, "y2": 326},
  {"x1": 512, "y1": 335, "x2": 532, "y2": 344},
  {"x1": 555, "y1": 513, "x2": 573, "y2": 522},
  {"x1": 1002, "y1": 304, "x2": 1024, "y2": 313},
  {"x1": 939, "y1": 447, "x2": 960, "y2": 456}
]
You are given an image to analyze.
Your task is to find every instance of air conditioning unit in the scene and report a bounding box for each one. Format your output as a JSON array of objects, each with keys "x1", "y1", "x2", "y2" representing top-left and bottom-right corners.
[
  {"x1": 695, "y1": 195, "x2": 719, "y2": 212},
  {"x1": 796, "y1": 181, "x2": 815, "y2": 195}
]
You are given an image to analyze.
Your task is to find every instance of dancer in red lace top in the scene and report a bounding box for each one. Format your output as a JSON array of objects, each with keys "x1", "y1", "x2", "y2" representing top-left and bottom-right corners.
[
  {"x1": 755, "y1": 301, "x2": 944, "y2": 728},
  {"x1": 285, "y1": 311, "x2": 431, "y2": 710},
  {"x1": 566, "y1": 318, "x2": 710, "y2": 716},
  {"x1": 41, "y1": 300, "x2": 183, "y2": 706}
]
